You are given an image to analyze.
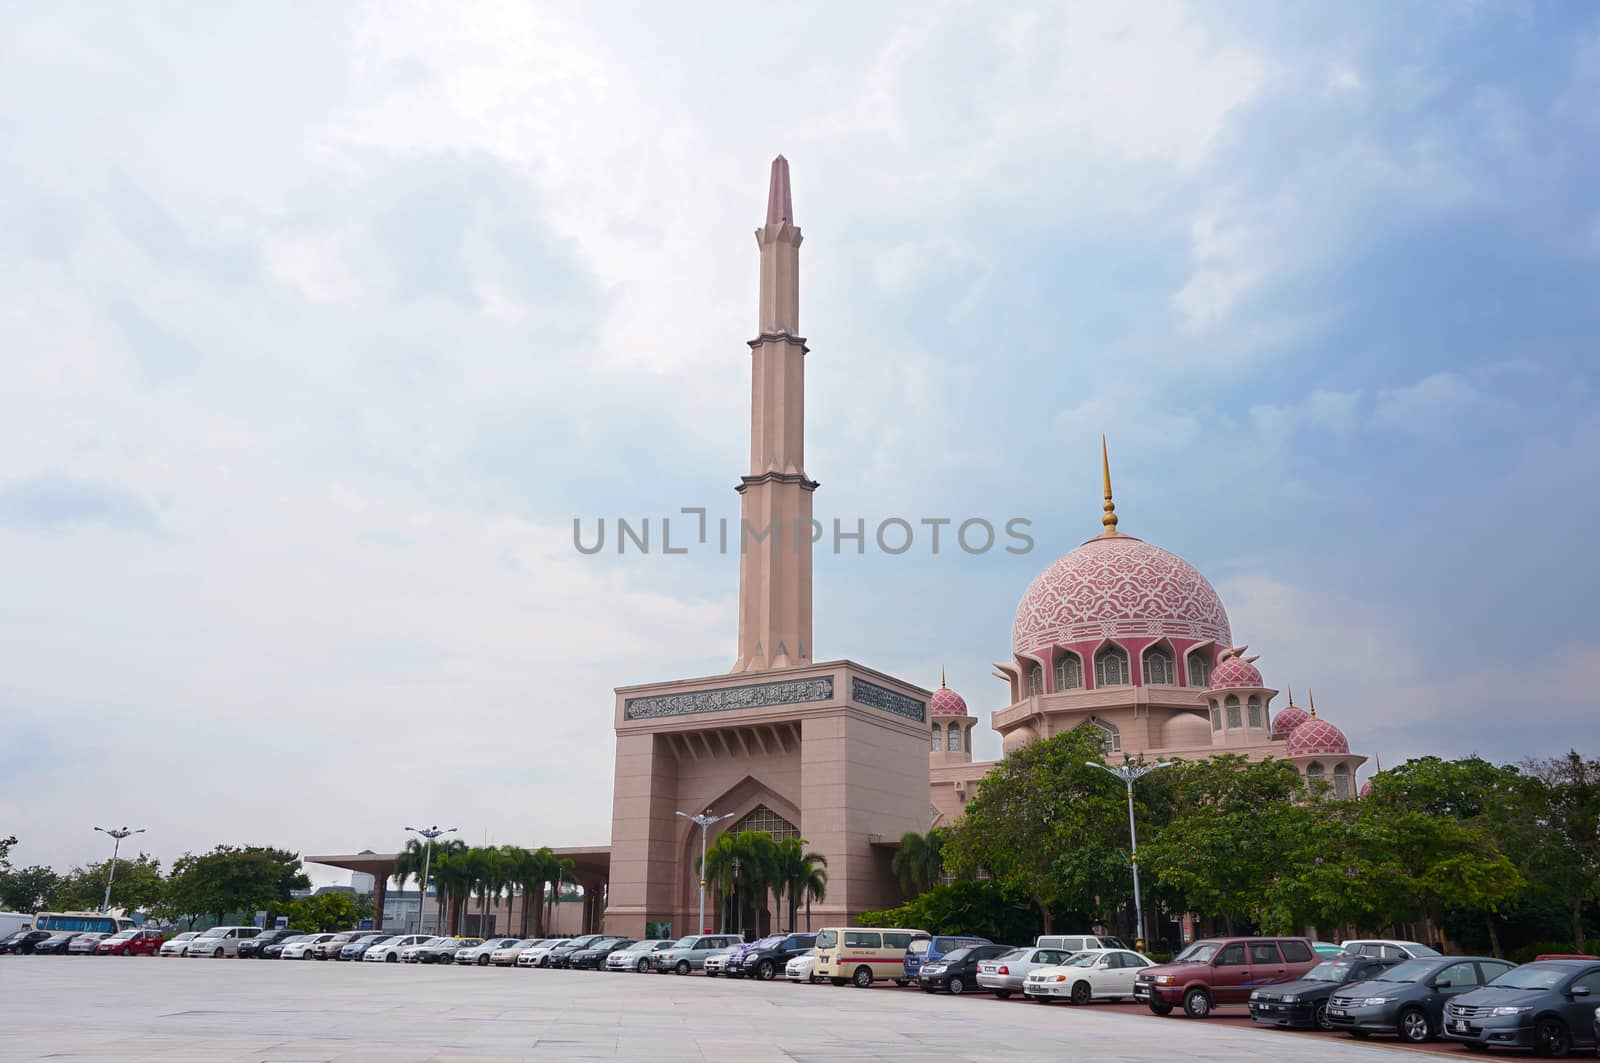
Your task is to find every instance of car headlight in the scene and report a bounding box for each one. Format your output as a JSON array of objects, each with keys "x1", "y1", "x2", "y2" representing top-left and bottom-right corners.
[
  {"x1": 1361, "y1": 997, "x2": 1392, "y2": 1006},
  {"x1": 1250, "y1": 991, "x2": 1261, "y2": 1001},
  {"x1": 1280, "y1": 995, "x2": 1298, "y2": 1004},
  {"x1": 1490, "y1": 1006, "x2": 1531, "y2": 1017},
  {"x1": 1155, "y1": 975, "x2": 1175, "y2": 985}
]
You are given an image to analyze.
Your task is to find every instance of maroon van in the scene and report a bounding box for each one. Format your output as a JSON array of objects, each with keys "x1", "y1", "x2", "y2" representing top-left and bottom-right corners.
[{"x1": 1134, "y1": 937, "x2": 1319, "y2": 1018}]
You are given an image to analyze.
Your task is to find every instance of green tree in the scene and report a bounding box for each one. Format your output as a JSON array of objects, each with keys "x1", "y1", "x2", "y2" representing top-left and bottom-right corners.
[
  {"x1": 860, "y1": 879, "x2": 1041, "y2": 943},
  {"x1": 152, "y1": 845, "x2": 309, "y2": 926},
  {"x1": 46, "y1": 854, "x2": 165, "y2": 913},
  {"x1": 770, "y1": 838, "x2": 828, "y2": 932},
  {"x1": 0, "y1": 865, "x2": 60, "y2": 912},
  {"x1": 1521, "y1": 752, "x2": 1600, "y2": 951},
  {"x1": 697, "y1": 829, "x2": 779, "y2": 936},
  {"x1": 890, "y1": 830, "x2": 944, "y2": 898},
  {"x1": 288, "y1": 891, "x2": 359, "y2": 932}
]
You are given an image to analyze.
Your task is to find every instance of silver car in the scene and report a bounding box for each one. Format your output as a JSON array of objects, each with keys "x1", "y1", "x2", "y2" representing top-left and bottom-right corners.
[
  {"x1": 653, "y1": 934, "x2": 743, "y2": 975},
  {"x1": 606, "y1": 939, "x2": 675, "y2": 972},
  {"x1": 977, "y1": 946, "x2": 1074, "y2": 999},
  {"x1": 456, "y1": 937, "x2": 523, "y2": 966},
  {"x1": 67, "y1": 932, "x2": 110, "y2": 954}
]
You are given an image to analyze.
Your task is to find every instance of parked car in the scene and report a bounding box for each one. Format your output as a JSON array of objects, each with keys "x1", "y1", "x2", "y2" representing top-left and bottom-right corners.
[
  {"x1": 786, "y1": 949, "x2": 818, "y2": 983},
  {"x1": 340, "y1": 934, "x2": 396, "y2": 961},
  {"x1": 186, "y1": 925, "x2": 263, "y2": 958},
  {"x1": 1025, "y1": 948, "x2": 1156, "y2": 1004},
  {"x1": 517, "y1": 938, "x2": 573, "y2": 968},
  {"x1": 1442, "y1": 958, "x2": 1600, "y2": 1056},
  {"x1": 159, "y1": 931, "x2": 199, "y2": 957},
  {"x1": 906, "y1": 934, "x2": 991, "y2": 981},
  {"x1": 814, "y1": 926, "x2": 929, "y2": 987},
  {"x1": 569, "y1": 937, "x2": 636, "y2": 970},
  {"x1": 606, "y1": 939, "x2": 675, "y2": 972},
  {"x1": 703, "y1": 946, "x2": 738, "y2": 976},
  {"x1": 365, "y1": 934, "x2": 431, "y2": 962},
  {"x1": 543, "y1": 934, "x2": 605, "y2": 968},
  {"x1": 282, "y1": 933, "x2": 337, "y2": 960},
  {"x1": 1135, "y1": 937, "x2": 1320, "y2": 1018},
  {"x1": 1249, "y1": 954, "x2": 1400, "y2": 1030},
  {"x1": 239, "y1": 928, "x2": 302, "y2": 958},
  {"x1": 402, "y1": 936, "x2": 450, "y2": 963},
  {"x1": 419, "y1": 937, "x2": 482, "y2": 964},
  {"x1": 456, "y1": 937, "x2": 523, "y2": 966},
  {"x1": 1036, "y1": 933, "x2": 1130, "y2": 953},
  {"x1": 1341, "y1": 939, "x2": 1440, "y2": 961},
  {"x1": 492, "y1": 939, "x2": 546, "y2": 966},
  {"x1": 1326, "y1": 954, "x2": 1514, "y2": 1044},
  {"x1": 95, "y1": 929, "x2": 165, "y2": 956},
  {"x1": 550, "y1": 936, "x2": 616, "y2": 970},
  {"x1": 919, "y1": 943, "x2": 1014, "y2": 995},
  {"x1": 977, "y1": 946, "x2": 1074, "y2": 1000},
  {"x1": 67, "y1": 932, "x2": 110, "y2": 954},
  {"x1": 262, "y1": 934, "x2": 307, "y2": 959},
  {"x1": 653, "y1": 934, "x2": 743, "y2": 975},
  {"x1": 33, "y1": 932, "x2": 82, "y2": 955},
  {"x1": 311, "y1": 933, "x2": 359, "y2": 960},
  {"x1": 728, "y1": 932, "x2": 816, "y2": 981},
  {"x1": 1, "y1": 930, "x2": 52, "y2": 955}
]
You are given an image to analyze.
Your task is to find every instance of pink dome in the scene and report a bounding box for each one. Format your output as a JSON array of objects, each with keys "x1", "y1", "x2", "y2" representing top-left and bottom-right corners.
[
  {"x1": 1271, "y1": 703, "x2": 1310, "y2": 738},
  {"x1": 1359, "y1": 778, "x2": 1374, "y2": 798},
  {"x1": 930, "y1": 685, "x2": 969, "y2": 717},
  {"x1": 1286, "y1": 715, "x2": 1350, "y2": 757},
  {"x1": 1012, "y1": 535, "x2": 1232, "y2": 658},
  {"x1": 1209, "y1": 655, "x2": 1262, "y2": 689}
]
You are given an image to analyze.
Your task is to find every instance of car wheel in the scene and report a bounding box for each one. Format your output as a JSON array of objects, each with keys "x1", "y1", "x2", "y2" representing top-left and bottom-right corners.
[
  {"x1": 638, "y1": 959, "x2": 650, "y2": 972},
  {"x1": 1182, "y1": 989, "x2": 1212, "y2": 1019},
  {"x1": 1148, "y1": 1000, "x2": 1174, "y2": 1016},
  {"x1": 948, "y1": 976, "x2": 966, "y2": 996},
  {"x1": 479, "y1": 955, "x2": 490, "y2": 966},
  {"x1": 1398, "y1": 1006, "x2": 1432, "y2": 1043},
  {"x1": 757, "y1": 960, "x2": 776, "y2": 981},
  {"x1": 994, "y1": 990, "x2": 1011, "y2": 1000},
  {"x1": 829, "y1": 978, "x2": 845, "y2": 987},
  {"x1": 1314, "y1": 1002, "x2": 1331, "y2": 1031},
  {"x1": 386, "y1": 953, "x2": 398, "y2": 963},
  {"x1": 1535, "y1": 1016, "x2": 1570, "y2": 1058},
  {"x1": 120, "y1": 947, "x2": 132, "y2": 956},
  {"x1": 1071, "y1": 980, "x2": 1092, "y2": 1006},
  {"x1": 675, "y1": 960, "x2": 690, "y2": 976},
  {"x1": 214, "y1": 947, "x2": 225, "y2": 959},
  {"x1": 852, "y1": 966, "x2": 874, "y2": 988}
]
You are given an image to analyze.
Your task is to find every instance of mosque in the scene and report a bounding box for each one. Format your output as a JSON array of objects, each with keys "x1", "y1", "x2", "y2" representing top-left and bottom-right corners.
[{"x1": 312, "y1": 156, "x2": 1367, "y2": 937}]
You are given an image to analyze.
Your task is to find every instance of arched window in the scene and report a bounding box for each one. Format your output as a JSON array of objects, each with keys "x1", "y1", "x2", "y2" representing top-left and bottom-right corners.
[
  {"x1": 931, "y1": 724, "x2": 941, "y2": 752},
  {"x1": 1143, "y1": 648, "x2": 1175, "y2": 685},
  {"x1": 1094, "y1": 646, "x2": 1130, "y2": 687},
  {"x1": 947, "y1": 725, "x2": 962, "y2": 752},
  {"x1": 1210, "y1": 704, "x2": 1221, "y2": 731},
  {"x1": 1027, "y1": 665, "x2": 1044, "y2": 696},
  {"x1": 1333, "y1": 763, "x2": 1351, "y2": 798},
  {"x1": 1247, "y1": 695, "x2": 1262, "y2": 728},
  {"x1": 1225, "y1": 694, "x2": 1242, "y2": 729},
  {"x1": 1186, "y1": 650, "x2": 1212, "y2": 689},
  {"x1": 733, "y1": 804, "x2": 799, "y2": 841},
  {"x1": 1089, "y1": 717, "x2": 1122, "y2": 754},
  {"x1": 1054, "y1": 653, "x2": 1082, "y2": 691},
  {"x1": 1306, "y1": 762, "x2": 1325, "y2": 786}
]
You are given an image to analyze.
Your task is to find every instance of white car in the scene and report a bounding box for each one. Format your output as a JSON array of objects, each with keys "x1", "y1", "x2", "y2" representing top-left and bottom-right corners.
[
  {"x1": 607, "y1": 940, "x2": 675, "y2": 972},
  {"x1": 1340, "y1": 939, "x2": 1439, "y2": 960},
  {"x1": 281, "y1": 933, "x2": 337, "y2": 960},
  {"x1": 403, "y1": 936, "x2": 450, "y2": 963},
  {"x1": 516, "y1": 939, "x2": 569, "y2": 968},
  {"x1": 785, "y1": 949, "x2": 817, "y2": 983},
  {"x1": 702, "y1": 946, "x2": 737, "y2": 976},
  {"x1": 159, "y1": 931, "x2": 198, "y2": 957},
  {"x1": 365, "y1": 934, "x2": 431, "y2": 963},
  {"x1": 1024, "y1": 948, "x2": 1154, "y2": 1004},
  {"x1": 977, "y1": 946, "x2": 1076, "y2": 999},
  {"x1": 456, "y1": 937, "x2": 522, "y2": 966},
  {"x1": 185, "y1": 925, "x2": 263, "y2": 958},
  {"x1": 490, "y1": 939, "x2": 545, "y2": 966}
]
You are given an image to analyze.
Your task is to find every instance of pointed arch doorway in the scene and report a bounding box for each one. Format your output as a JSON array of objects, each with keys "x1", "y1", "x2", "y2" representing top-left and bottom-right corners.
[{"x1": 716, "y1": 804, "x2": 799, "y2": 939}]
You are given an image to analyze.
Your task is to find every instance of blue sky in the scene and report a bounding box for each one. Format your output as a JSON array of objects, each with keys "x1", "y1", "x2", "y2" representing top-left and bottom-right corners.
[{"x1": 2, "y1": 2, "x2": 1597, "y2": 878}]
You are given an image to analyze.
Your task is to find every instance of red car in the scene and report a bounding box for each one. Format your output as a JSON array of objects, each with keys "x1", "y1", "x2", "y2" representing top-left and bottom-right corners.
[
  {"x1": 95, "y1": 928, "x2": 166, "y2": 956},
  {"x1": 1134, "y1": 936, "x2": 1320, "y2": 1018}
]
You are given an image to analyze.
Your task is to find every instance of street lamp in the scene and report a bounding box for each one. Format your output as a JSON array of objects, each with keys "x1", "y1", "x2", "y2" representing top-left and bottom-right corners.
[
  {"x1": 93, "y1": 826, "x2": 145, "y2": 913},
  {"x1": 403, "y1": 825, "x2": 456, "y2": 934},
  {"x1": 676, "y1": 809, "x2": 734, "y2": 935},
  {"x1": 1086, "y1": 757, "x2": 1173, "y2": 952}
]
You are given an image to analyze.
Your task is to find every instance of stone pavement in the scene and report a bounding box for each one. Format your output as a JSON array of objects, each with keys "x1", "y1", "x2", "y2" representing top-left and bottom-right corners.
[{"x1": 1, "y1": 958, "x2": 1423, "y2": 1062}]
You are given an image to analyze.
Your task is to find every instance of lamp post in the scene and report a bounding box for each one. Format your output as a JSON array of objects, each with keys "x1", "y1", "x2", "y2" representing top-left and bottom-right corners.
[
  {"x1": 1086, "y1": 757, "x2": 1173, "y2": 952},
  {"x1": 403, "y1": 825, "x2": 456, "y2": 934},
  {"x1": 676, "y1": 809, "x2": 735, "y2": 934},
  {"x1": 93, "y1": 826, "x2": 145, "y2": 913}
]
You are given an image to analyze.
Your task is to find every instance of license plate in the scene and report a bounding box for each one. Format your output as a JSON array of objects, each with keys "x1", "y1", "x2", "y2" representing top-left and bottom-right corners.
[
  {"x1": 1329, "y1": 1008, "x2": 1346, "y2": 1018},
  {"x1": 1453, "y1": 1020, "x2": 1469, "y2": 1032}
]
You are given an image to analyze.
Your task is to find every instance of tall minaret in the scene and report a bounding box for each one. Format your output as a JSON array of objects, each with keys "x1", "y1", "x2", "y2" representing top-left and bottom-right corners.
[{"x1": 733, "y1": 156, "x2": 816, "y2": 673}]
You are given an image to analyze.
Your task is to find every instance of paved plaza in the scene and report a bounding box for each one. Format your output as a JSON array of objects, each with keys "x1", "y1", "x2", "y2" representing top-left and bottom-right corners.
[{"x1": 4, "y1": 961, "x2": 1434, "y2": 1063}]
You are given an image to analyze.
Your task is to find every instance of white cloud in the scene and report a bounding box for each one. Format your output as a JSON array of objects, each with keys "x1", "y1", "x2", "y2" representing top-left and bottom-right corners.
[{"x1": 1372, "y1": 371, "x2": 1499, "y2": 440}]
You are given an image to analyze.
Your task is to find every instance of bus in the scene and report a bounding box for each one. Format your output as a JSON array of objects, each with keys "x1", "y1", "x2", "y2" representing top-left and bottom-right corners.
[{"x1": 33, "y1": 911, "x2": 131, "y2": 934}]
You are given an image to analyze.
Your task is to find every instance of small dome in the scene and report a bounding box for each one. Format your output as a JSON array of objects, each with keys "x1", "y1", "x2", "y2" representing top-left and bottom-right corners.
[
  {"x1": 1271, "y1": 703, "x2": 1310, "y2": 738},
  {"x1": 1208, "y1": 653, "x2": 1263, "y2": 689},
  {"x1": 1359, "y1": 778, "x2": 1374, "y2": 798},
  {"x1": 1286, "y1": 715, "x2": 1350, "y2": 757},
  {"x1": 930, "y1": 684, "x2": 969, "y2": 717}
]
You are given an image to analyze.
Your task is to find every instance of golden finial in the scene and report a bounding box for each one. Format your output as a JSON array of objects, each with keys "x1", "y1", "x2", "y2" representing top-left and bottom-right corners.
[
  {"x1": 940, "y1": 666, "x2": 947, "y2": 689},
  {"x1": 1309, "y1": 689, "x2": 1317, "y2": 718},
  {"x1": 1287, "y1": 684, "x2": 1295, "y2": 706},
  {"x1": 1100, "y1": 435, "x2": 1119, "y2": 536}
]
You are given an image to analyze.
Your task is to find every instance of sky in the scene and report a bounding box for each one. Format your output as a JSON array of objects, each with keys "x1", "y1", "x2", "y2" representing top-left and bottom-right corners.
[{"x1": 2, "y1": 2, "x2": 1598, "y2": 882}]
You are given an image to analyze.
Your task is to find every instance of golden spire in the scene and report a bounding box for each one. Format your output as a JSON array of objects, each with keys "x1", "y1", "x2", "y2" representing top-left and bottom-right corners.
[
  {"x1": 940, "y1": 666, "x2": 947, "y2": 689},
  {"x1": 1308, "y1": 689, "x2": 1317, "y2": 718},
  {"x1": 1287, "y1": 684, "x2": 1295, "y2": 706},
  {"x1": 1100, "y1": 435, "x2": 1119, "y2": 536}
]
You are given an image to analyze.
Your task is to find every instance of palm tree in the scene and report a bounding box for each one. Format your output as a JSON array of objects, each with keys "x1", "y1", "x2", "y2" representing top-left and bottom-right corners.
[
  {"x1": 698, "y1": 829, "x2": 781, "y2": 937},
  {"x1": 544, "y1": 854, "x2": 575, "y2": 935},
  {"x1": 464, "y1": 847, "x2": 503, "y2": 937},
  {"x1": 797, "y1": 853, "x2": 829, "y2": 932},
  {"x1": 891, "y1": 829, "x2": 944, "y2": 897},
  {"x1": 496, "y1": 846, "x2": 539, "y2": 938},
  {"x1": 771, "y1": 838, "x2": 828, "y2": 932},
  {"x1": 430, "y1": 845, "x2": 472, "y2": 935}
]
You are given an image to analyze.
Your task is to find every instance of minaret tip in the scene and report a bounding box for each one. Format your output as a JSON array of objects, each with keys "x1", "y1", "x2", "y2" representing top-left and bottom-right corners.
[
  {"x1": 940, "y1": 666, "x2": 947, "y2": 689},
  {"x1": 1100, "y1": 435, "x2": 1120, "y2": 536},
  {"x1": 1309, "y1": 689, "x2": 1317, "y2": 717},
  {"x1": 766, "y1": 155, "x2": 793, "y2": 226}
]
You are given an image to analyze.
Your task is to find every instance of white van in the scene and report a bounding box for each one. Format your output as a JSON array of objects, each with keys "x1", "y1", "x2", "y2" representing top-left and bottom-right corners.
[
  {"x1": 1036, "y1": 933, "x2": 1129, "y2": 954},
  {"x1": 186, "y1": 925, "x2": 262, "y2": 958},
  {"x1": 0, "y1": 912, "x2": 32, "y2": 938},
  {"x1": 813, "y1": 927, "x2": 929, "y2": 987}
]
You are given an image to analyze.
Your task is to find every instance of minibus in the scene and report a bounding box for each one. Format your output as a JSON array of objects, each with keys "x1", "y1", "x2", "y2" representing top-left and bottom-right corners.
[{"x1": 812, "y1": 926, "x2": 929, "y2": 987}]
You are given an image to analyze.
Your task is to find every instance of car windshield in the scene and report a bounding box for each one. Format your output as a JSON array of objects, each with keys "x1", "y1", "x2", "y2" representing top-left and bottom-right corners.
[
  {"x1": 106, "y1": 930, "x2": 136, "y2": 940},
  {"x1": 1175, "y1": 941, "x2": 1220, "y2": 963},
  {"x1": 173, "y1": 932, "x2": 197, "y2": 941},
  {"x1": 941, "y1": 947, "x2": 974, "y2": 963},
  {"x1": 753, "y1": 936, "x2": 784, "y2": 948},
  {"x1": 198, "y1": 928, "x2": 227, "y2": 938},
  {"x1": 1374, "y1": 959, "x2": 1437, "y2": 983},
  {"x1": 1304, "y1": 960, "x2": 1358, "y2": 982},
  {"x1": 815, "y1": 930, "x2": 838, "y2": 949},
  {"x1": 995, "y1": 948, "x2": 1027, "y2": 961},
  {"x1": 46, "y1": 933, "x2": 75, "y2": 942},
  {"x1": 1062, "y1": 952, "x2": 1102, "y2": 968},
  {"x1": 1488, "y1": 966, "x2": 1570, "y2": 990}
]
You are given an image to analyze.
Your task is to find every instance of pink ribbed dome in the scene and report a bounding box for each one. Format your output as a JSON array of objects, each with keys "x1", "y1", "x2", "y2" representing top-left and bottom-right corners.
[
  {"x1": 1359, "y1": 778, "x2": 1374, "y2": 798},
  {"x1": 1286, "y1": 715, "x2": 1350, "y2": 756},
  {"x1": 1271, "y1": 703, "x2": 1310, "y2": 738},
  {"x1": 1012, "y1": 535, "x2": 1232, "y2": 658},
  {"x1": 1209, "y1": 655, "x2": 1262, "y2": 689},
  {"x1": 930, "y1": 684, "x2": 969, "y2": 717}
]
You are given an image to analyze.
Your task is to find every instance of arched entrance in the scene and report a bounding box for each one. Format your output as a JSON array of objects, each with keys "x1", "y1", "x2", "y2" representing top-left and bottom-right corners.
[{"x1": 715, "y1": 804, "x2": 799, "y2": 939}]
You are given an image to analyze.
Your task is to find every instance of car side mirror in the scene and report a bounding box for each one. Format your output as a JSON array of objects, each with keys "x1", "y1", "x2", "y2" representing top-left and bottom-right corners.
[
  {"x1": 1433, "y1": 979, "x2": 1450, "y2": 988},
  {"x1": 1571, "y1": 985, "x2": 1592, "y2": 997}
]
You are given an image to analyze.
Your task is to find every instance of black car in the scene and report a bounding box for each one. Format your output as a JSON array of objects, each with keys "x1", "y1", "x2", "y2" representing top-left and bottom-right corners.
[
  {"x1": 545, "y1": 934, "x2": 605, "y2": 969},
  {"x1": 1327, "y1": 955, "x2": 1514, "y2": 1044},
  {"x1": 261, "y1": 934, "x2": 306, "y2": 959},
  {"x1": 728, "y1": 932, "x2": 816, "y2": 981},
  {"x1": 568, "y1": 938, "x2": 635, "y2": 970},
  {"x1": 0, "y1": 930, "x2": 51, "y2": 955},
  {"x1": 917, "y1": 943, "x2": 1014, "y2": 995},
  {"x1": 238, "y1": 928, "x2": 302, "y2": 958},
  {"x1": 1442, "y1": 958, "x2": 1600, "y2": 1056},
  {"x1": 1250, "y1": 955, "x2": 1398, "y2": 1030},
  {"x1": 31, "y1": 932, "x2": 82, "y2": 955}
]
